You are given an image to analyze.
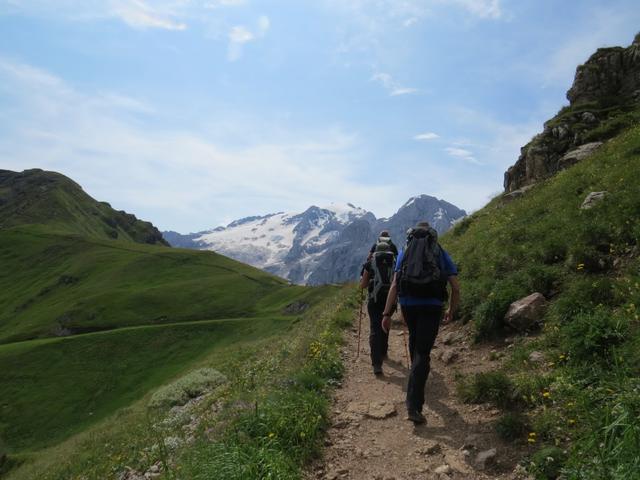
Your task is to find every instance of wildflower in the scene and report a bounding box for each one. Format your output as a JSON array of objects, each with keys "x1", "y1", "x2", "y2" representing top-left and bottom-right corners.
[
  {"x1": 268, "y1": 432, "x2": 275, "y2": 438},
  {"x1": 577, "y1": 263, "x2": 585, "y2": 271},
  {"x1": 528, "y1": 432, "x2": 537, "y2": 444},
  {"x1": 543, "y1": 391, "x2": 551, "y2": 399},
  {"x1": 559, "y1": 354, "x2": 566, "y2": 360},
  {"x1": 568, "y1": 419, "x2": 576, "y2": 425}
]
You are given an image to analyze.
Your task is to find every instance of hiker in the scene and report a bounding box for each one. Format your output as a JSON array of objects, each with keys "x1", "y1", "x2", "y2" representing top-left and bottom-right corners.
[
  {"x1": 360, "y1": 241, "x2": 397, "y2": 375},
  {"x1": 381, "y1": 221, "x2": 460, "y2": 424},
  {"x1": 367, "y1": 230, "x2": 398, "y2": 260}
]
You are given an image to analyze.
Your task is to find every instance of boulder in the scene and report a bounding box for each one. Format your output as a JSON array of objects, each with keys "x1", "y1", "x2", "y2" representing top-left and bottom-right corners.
[
  {"x1": 581, "y1": 191, "x2": 607, "y2": 210},
  {"x1": 504, "y1": 293, "x2": 548, "y2": 331}
]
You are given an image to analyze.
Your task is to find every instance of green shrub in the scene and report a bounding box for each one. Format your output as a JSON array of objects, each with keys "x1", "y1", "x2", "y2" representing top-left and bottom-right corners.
[
  {"x1": 529, "y1": 446, "x2": 566, "y2": 480},
  {"x1": 562, "y1": 308, "x2": 629, "y2": 364},
  {"x1": 496, "y1": 412, "x2": 529, "y2": 441},
  {"x1": 233, "y1": 388, "x2": 328, "y2": 464},
  {"x1": 0, "y1": 435, "x2": 6, "y2": 467},
  {"x1": 512, "y1": 373, "x2": 550, "y2": 407},
  {"x1": 182, "y1": 440, "x2": 297, "y2": 480},
  {"x1": 473, "y1": 279, "x2": 528, "y2": 339},
  {"x1": 456, "y1": 371, "x2": 516, "y2": 409},
  {"x1": 148, "y1": 368, "x2": 227, "y2": 409},
  {"x1": 548, "y1": 277, "x2": 615, "y2": 323}
]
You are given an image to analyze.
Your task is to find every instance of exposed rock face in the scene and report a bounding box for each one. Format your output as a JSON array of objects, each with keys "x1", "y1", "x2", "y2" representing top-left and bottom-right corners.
[
  {"x1": 504, "y1": 293, "x2": 548, "y2": 331},
  {"x1": 164, "y1": 195, "x2": 466, "y2": 285},
  {"x1": 581, "y1": 191, "x2": 608, "y2": 210},
  {"x1": 504, "y1": 33, "x2": 640, "y2": 192}
]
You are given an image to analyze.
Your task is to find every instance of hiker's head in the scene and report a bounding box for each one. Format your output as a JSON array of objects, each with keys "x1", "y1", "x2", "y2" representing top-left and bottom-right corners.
[
  {"x1": 379, "y1": 230, "x2": 390, "y2": 237},
  {"x1": 415, "y1": 221, "x2": 430, "y2": 230}
]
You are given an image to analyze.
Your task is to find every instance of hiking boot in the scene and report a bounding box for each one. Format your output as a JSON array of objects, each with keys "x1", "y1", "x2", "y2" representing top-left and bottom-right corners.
[
  {"x1": 407, "y1": 410, "x2": 426, "y2": 424},
  {"x1": 373, "y1": 365, "x2": 383, "y2": 375}
]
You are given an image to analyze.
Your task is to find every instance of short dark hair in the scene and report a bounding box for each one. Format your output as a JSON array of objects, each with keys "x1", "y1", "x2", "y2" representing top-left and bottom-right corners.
[{"x1": 415, "y1": 221, "x2": 430, "y2": 229}]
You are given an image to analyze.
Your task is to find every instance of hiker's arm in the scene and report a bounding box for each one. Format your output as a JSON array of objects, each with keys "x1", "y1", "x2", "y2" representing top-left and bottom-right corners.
[
  {"x1": 381, "y1": 273, "x2": 398, "y2": 333},
  {"x1": 443, "y1": 276, "x2": 460, "y2": 323},
  {"x1": 359, "y1": 270, "x2": 370, "y2": 289}
]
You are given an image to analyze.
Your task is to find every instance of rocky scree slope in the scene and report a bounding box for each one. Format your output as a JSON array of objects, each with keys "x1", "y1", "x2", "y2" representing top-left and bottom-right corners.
[
  {"x1": 164, "y1": 195, "x2": 466, "y2": 285},
  {"x1": 504, "y1": 32, "x2": 640, "y2": 193},
  {"x1": 0, "y1": 169, "x2": 167, "y2": 245}
]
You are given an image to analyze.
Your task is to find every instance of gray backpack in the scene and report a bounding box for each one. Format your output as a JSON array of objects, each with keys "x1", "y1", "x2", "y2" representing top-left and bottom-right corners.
[{"x1": 369, "y1": 243, "x2": 396, "y2": 303}]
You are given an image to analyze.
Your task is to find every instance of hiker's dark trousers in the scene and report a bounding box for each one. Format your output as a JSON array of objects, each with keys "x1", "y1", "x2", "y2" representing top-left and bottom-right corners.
[
  {"x1": 367, "y1": 299, "x2": 389, "y2": 367},
  {"x1": 401, "y1": 305, "x2": 442, "y2": 413}
]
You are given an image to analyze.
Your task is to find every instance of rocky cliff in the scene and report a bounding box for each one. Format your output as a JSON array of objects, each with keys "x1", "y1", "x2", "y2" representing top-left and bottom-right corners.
[{"x1": 504, "y1": 33, "x2": 640, "y2": 193}]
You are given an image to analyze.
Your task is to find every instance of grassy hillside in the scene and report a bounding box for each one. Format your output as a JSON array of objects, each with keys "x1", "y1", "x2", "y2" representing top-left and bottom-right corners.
[
  {"x1": 0, "y1": 169, "x2": 167, "y2": 244},
  {"x1": 0, "y1": 225, "x2": 310, "y2": 343},
  {"x1": 443, "y1": 124, "x2": 640, "y2": 478},
  {"x1": 0, "y1": 169, "x2": 343, "y2": 478}
]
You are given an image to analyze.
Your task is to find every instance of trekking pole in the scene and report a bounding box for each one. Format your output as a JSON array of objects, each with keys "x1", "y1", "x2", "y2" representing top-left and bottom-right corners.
[
  {"x1": 400, "y1": 305, "x2": 410, "y2": 369},
  {"x1": 355, "y1": 288, "x2": 364, "y2": 362}
]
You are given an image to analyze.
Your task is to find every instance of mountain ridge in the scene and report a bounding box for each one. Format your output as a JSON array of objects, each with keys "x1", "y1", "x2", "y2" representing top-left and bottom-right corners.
[{"x1": 162, "y1": 194, "x2": 466, "y2": 285}]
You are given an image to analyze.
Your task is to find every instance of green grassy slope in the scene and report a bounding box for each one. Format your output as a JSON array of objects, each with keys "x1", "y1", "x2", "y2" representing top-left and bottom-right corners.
[
  {"x1": 442, "y1": 125, "x2": 640, "y2": 478},
  {"x1": 0, "y1": 225, "x2": 312, "y2": 343},
  {"x1": 0, "y1": 169, "x2": 339, "y2": 475},
  {"x1": 0, "y1": 169, "x2": 167, "y2": 244}
]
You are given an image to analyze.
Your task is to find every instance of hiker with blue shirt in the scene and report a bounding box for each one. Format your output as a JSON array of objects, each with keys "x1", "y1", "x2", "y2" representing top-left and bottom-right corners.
[{"x1": 381, "y1": 221, "x2": 460, "y2": 424}]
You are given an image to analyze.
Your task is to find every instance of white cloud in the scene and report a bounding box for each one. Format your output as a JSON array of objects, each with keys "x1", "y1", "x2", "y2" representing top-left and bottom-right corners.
[
  {"x1": 0, "y1": 1, "x2": 248, "y2": 31},
  {"x1": 414, "y1": 132, "x2": 439, "y2": 141},
  {"x1": 445, "y1": 146, "x2": 482, "y2": 165},
  {"x1": 371, "y1": 72, "x2": 418, "y2": 96},
  {"x1": 0, "y1": 57, "x2": 395, "y2": 232},
  {"x1": 227, "y1": 15, "x2": 270, "y2": 61},
  {"x1": 111, "y1": 0, "x2": 187, "y2": 30},
  {"x1": 440, "y1": 0, "x2": 502, "y2": 20}
]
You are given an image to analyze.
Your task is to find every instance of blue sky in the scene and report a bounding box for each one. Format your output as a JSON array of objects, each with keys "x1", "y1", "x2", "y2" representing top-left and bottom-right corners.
[{"x1": 1, "y1": 0, "x2": 639, "y2": 232}]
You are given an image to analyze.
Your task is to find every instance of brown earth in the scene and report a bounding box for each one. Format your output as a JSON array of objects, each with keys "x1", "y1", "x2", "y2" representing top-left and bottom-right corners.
[{"x1": 307, "y1": 307, "x2": 534, "y2": 480}]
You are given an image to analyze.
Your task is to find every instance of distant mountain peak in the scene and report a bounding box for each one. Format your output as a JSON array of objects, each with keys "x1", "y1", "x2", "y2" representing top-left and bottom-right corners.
[{"x1": 163, "y1": 195, "x2": 466, "y2": 285}]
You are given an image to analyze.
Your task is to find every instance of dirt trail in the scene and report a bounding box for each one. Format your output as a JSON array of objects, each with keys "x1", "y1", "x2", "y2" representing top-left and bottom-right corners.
[{"x1": 308, "y1": 308, "x2": 531, "y2": 480}]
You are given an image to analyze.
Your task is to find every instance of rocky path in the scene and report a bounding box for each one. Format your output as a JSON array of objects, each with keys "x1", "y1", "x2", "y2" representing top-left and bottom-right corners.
[{"x1": 308, "y1": 308, "x2": 531, "y2": 480}]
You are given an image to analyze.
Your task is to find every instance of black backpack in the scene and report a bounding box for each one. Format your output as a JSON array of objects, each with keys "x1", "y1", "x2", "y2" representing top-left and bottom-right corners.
[
  {"x1": 398, "y1": 227, "x2": 448, "y2": 300},
  {"x1": 369, "y1": 245, "x2": 396, "y2": 303}
]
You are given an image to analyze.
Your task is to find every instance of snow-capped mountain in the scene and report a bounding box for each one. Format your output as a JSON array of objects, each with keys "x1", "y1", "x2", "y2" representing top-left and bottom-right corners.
[{"x1": 163, "y1": 196, "x2": 465, "y2": 285}]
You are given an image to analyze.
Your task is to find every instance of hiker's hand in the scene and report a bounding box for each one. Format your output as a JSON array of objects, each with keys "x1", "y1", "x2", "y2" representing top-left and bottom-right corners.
[
  {"x1": 382, "y1": 314, "x2": 391, "y2": 333},
  {"x1": 443, "y1": 309, "x2": 453, "y2": 324}
]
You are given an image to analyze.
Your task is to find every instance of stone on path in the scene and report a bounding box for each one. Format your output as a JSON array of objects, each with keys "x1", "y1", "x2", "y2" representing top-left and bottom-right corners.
[
  {"x1": 347, "y1": 401, "x2": 396, "y2": 419},
  {"x1": 366, "y1": 401, "x2": 397, "y2": 419},
  {"x1": 475, "y1": 448, "x2": 497, "y2": 470},
  {"x1": 504, "y1": 293, "x2": 548, "y2": 331},
  {"x1": 440, "y1": 349, "x2": 458, "y2": 364},
  {"x1": 434, "y1": 464, "x2": 452, "y2": 475}
]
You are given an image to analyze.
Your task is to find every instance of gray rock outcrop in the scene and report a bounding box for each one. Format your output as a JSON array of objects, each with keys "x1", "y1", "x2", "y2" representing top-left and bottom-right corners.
[{"x1": 504, "y1": 33, "x2": 640, "y2": 192}]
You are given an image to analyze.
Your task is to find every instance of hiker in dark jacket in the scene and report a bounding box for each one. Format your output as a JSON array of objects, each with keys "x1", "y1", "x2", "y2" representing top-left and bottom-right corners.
[
  {"x1": 360, "y1": 242, "x2": 396, "y2": 375},
  {"x1": 381, "y1": 221, "x2": 460, "y2": 424},
  {"x1": 367, "y1": 230, "x2": 398, "y2": 260}
]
